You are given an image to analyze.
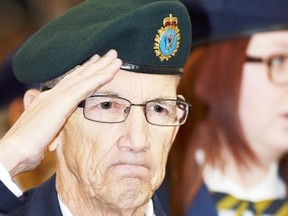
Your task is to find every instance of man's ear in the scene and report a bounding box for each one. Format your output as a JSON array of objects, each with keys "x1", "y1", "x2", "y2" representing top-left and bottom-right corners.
[
  {"x1": 170, "y1": 94, "x2": 187, "y2": 142},
  {"x1": 177, "y1": 94, "x2": 185, "y2": 100},
  {"x1": 23, "y1": 89, "x2": 41, "y2": 110}
]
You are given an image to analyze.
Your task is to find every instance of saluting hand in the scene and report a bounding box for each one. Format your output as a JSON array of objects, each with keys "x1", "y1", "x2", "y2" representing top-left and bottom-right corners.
[{"x1": 0, "y1": 49, "x2": 122, "y2": 177}]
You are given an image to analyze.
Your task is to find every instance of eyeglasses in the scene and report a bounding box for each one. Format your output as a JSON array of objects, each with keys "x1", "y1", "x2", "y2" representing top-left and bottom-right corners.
[
  {"x1": 78, "y1": 95, "x2": 191, "y2": 126},
  {"x1": 246, "y1": 54, "x2": 288, "y2": 85}
]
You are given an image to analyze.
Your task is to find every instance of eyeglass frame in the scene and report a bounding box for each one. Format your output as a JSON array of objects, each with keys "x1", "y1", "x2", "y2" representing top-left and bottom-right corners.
[
  {"x1": 78, "y1": 95, "x2": 192, "y2": 126},
  {"x1": 246, "y1": 54, "x2": 288, "y2": 85}
]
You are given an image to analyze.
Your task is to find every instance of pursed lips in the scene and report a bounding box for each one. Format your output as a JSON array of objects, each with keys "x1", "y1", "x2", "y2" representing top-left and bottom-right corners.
[{"x1": 109, "y1": 160, "x2": 151, "y2": 178}]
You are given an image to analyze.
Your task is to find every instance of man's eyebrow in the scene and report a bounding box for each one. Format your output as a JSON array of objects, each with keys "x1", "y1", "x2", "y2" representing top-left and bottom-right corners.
[
  {"x1": 147, "y1": 96, "x2": 178, "y2": 101},
  {"x1": 92, "y1": 91, "x2": 119, "y2": 97},
  {"x1": 91, "y1": 92, "x2": 177, "y2": 101}
]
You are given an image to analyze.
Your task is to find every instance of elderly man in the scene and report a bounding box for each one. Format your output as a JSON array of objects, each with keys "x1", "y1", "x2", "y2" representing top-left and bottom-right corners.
[{"x1": 0, "y1": 0, "x2": 191, "y2": 215}]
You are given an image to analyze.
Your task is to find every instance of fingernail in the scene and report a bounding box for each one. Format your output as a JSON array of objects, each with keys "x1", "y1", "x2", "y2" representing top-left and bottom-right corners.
[
  {"x1": 90, "y1": 54, "x2": 100, "y2": 61},
  {"x1": 106, "y1": 49, "x2": 117, "y2": 56}
]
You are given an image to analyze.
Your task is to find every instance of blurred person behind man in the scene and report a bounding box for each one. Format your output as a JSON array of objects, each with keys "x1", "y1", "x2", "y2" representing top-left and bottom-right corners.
[{"x1": 162, "y1": 0, "x2": 288, "y2": 215}]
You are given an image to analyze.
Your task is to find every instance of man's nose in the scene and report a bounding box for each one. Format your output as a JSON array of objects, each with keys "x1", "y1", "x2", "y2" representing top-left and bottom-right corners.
[{"x1": 120, "y1": 107, "x2": 150, "y2": 152}]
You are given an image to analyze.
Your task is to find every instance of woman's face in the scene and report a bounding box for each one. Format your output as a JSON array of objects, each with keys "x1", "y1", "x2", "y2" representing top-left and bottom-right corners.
[{"x1": 239, "y1": 30, "x2": 288, "y2": 163}]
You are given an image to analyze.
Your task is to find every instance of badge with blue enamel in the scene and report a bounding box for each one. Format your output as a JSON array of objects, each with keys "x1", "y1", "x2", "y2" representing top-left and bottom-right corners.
[{"x1": 154, "y1": 14, "x2": 180, "y2": 61}]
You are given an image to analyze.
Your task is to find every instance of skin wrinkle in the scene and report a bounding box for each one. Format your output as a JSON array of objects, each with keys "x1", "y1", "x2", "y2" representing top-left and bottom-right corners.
[
  {"x1": 57, "y1": 127, "x2": 106, "y2": 213},
  {"x1": 64, "y1": 119, "x2": 107, "y2": 194},
  {"x1": 55, "y1": 70, "x2": 181, "y2": 215}
]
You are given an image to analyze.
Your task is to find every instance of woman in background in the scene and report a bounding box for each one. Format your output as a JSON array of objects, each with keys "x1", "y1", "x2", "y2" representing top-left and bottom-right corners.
[{"x1": 167, "y1": 0, "x2": 288, "y2": 215}]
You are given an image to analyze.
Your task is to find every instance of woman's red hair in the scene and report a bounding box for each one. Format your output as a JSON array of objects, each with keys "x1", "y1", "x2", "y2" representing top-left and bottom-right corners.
[{"x1": 167, "y1": 37, "x2": 287, "y2": 215}]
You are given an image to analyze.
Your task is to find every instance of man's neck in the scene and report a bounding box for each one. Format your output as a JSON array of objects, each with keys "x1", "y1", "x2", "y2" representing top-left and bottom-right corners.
[{"x1": 56, "y1": 171, "x2": 148, "y2": 215}]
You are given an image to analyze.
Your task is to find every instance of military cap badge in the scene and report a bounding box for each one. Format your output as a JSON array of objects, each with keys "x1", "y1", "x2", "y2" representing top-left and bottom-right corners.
[{"x1": 154, "y1": 14, "x2": 180, "y2": 61}]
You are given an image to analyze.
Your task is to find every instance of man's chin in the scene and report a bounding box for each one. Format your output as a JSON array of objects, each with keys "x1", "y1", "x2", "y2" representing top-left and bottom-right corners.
[{"x1": 108, "y1": 180, "x2": 152, "y2": 207}]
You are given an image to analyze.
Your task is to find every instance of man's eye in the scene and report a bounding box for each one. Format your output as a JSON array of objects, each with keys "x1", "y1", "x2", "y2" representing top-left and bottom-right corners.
[
  {"x1": 100, "y1": 102, "x2": 112, "y2": 109},
  {"x1": 153, "y1": 105, "x2": 165, "y2": 113}
]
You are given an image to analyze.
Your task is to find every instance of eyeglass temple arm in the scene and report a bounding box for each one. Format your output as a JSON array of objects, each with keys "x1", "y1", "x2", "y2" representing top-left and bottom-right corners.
[{"x1": 246, "y1": 56, "x2": 264, "y2": 63}]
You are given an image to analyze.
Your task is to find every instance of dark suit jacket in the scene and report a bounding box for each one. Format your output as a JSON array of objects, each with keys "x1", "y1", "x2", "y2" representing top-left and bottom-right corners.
[
  {"x1": 0, "y1": 181, "x2": 26, "y2": 214},
  {"x1": 1, "y1": 175, "x2": 167, "y2": 216},
  {"x1": 157, "y1": 178, "x2": 218, "y2": 216}
]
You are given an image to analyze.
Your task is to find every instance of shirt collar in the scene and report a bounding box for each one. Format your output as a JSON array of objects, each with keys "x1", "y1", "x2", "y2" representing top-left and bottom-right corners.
[
  {"x1": 203, "y1": 162, "x2": 287, "y2": 201},
  {"x1": 58, "y1": 195, "x2": 155, "y2": 216}
]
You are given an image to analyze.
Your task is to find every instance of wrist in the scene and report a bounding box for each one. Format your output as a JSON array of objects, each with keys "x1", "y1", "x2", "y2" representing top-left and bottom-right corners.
[{"x1": 0, "y1": 138, "x2": 25, "y2": 177}]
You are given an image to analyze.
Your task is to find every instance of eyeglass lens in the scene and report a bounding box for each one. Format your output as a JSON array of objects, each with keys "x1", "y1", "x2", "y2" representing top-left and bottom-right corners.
[
  {"x1": 268, "y1": 55, "x2": 288, "y2": 84},
  {"x1": 247, "y1": 55, "x2": 288, "y2": 84}
]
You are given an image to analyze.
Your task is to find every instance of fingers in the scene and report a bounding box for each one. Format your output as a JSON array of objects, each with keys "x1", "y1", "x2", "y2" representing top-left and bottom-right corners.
[
  {"x1": 81, "y1": 54, "x2": 100, "y2": 67},
  {"x1": 79, "y1": 49, "x2": 119, "y2": 75},
  {"x1": 0, "y1": 50, "x2": 122, "y2": 176},
  {"x1": 54, "y1": 49, "x2": 122, "y2": 100},
  {"x1": 63, "y1": 49, "x2": 119, "y2": 80},
  {"x1": 50, "y1": 52, "x2": 122, "y2": 115}
]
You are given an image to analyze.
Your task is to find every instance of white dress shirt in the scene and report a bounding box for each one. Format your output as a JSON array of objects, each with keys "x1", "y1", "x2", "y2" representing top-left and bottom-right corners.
[
  {"x1": 203, "y1": 162, "x2": 287, "y2": 201},
  {"x1": 59, "y1": 196, "x2": 155, "y2": 216}
]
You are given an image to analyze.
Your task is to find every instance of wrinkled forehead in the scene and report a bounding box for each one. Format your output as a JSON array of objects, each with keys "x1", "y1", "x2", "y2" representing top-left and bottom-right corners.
[{"x1": 94, "y1": 69, "x2": 180, "y2": 101}]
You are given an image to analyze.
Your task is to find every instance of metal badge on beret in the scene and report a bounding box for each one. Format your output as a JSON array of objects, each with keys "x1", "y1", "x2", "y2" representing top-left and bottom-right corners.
[{"x1": 154, "y1": 14, "x2": 180, "y2": 61}]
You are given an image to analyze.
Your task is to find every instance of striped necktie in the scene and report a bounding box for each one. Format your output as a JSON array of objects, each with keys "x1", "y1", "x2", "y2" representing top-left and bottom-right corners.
[{"x1": 211, "y1": 191, "x2": 288, "y2": 216}]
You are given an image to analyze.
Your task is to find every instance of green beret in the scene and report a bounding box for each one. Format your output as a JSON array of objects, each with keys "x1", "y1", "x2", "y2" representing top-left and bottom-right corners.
[{"x1": 13, "y1": 0, "x2": 192, "y2": 84}]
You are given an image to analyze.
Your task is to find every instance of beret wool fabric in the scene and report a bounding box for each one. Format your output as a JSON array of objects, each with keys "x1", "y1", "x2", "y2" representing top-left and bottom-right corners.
[
  {"x1": 181, "y1": 0, "x2": 288, "y2": 47},
  {"x1": 13, "y1": 0, "x2": 192, "y2": 84}
]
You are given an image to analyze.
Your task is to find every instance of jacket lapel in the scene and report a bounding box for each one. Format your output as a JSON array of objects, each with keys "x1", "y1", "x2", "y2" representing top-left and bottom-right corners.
[{"x1": 27, "y1": 175, "x2": 62, "y2": 216}]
